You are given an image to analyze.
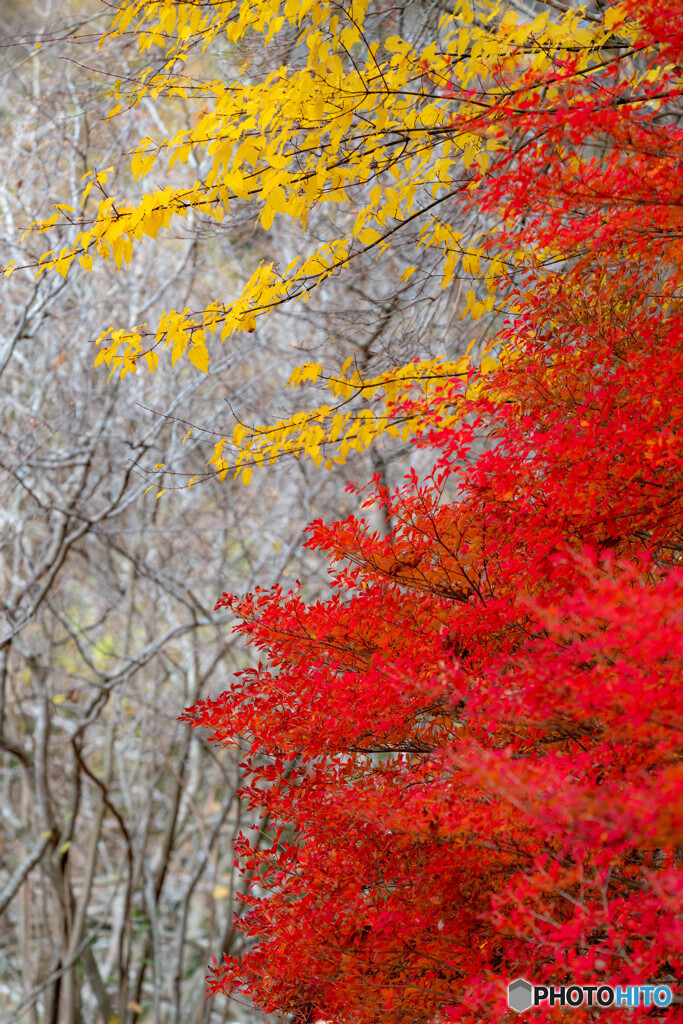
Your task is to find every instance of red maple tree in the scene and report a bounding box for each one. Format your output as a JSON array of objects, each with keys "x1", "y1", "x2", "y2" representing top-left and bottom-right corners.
[{"x1": 184, "y1": 1, "x2": 683, "y2": 1020}]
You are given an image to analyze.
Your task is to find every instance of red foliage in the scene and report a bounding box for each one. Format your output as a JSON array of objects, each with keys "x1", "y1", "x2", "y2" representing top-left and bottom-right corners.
[{"x1": 183, "y1": 3, "x2": 683, "y2": 1020}]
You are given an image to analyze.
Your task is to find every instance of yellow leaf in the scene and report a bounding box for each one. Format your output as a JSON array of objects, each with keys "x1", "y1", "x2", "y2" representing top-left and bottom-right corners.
[
  {"x1": 605, "y1": 4, "x2": 626, "y2": 30},
  {"x1": 188, "y1": 344, "x2": 210, "y2": 373},
  {"x1": 358, "y1": 228, "x2": 381, "y2": 246},
  {"x1": 420, "y1": 105, "x2": 441, "y2": 127},
  {"x1": 462, "y1": 251, "x2": 481, "y2": 275},
  {"x1": 260, "y1": 205, "x2": 276, "y2": 230},
  {"x1": 530, "y1": 10, "x2": 549, "y2": 34}
]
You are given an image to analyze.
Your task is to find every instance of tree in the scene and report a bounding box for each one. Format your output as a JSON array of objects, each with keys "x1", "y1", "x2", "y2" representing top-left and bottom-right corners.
[
  {"x1": 182, "y1": 0, "x2": 683, "y2": 1020},
  {"x1": 187, "y1": 268, "x2": 683, "y2": 1021},
  {"x1": 23, "y1": 0, "x2": 636, "y2": 485}
]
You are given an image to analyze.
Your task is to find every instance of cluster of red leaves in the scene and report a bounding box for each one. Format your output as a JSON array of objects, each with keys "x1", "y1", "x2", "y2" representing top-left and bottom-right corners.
[{"x1": 183, "y1": 2, "x2": 682, "y2": 1021}]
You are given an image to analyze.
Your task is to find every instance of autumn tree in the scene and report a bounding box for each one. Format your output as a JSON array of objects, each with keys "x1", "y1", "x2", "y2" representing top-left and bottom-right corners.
[
  {"x1": 21, "y1": 0, "x2": 637, "y2": 485},
  {"x1": 191, "y1": 266, "x2": 683, "y2": 1019},
  {"x1": 179, "y1": 0, "x2": 683, "y2": 1021}
]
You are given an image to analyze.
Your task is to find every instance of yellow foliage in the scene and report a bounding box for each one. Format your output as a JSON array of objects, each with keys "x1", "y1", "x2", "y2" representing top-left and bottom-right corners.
[
  {"x1": 23, "y1": 0, "x2": 635, "y2": 480},
  {"x1": 205, "y1": 353, "x2": 512, "y2": 479}
]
